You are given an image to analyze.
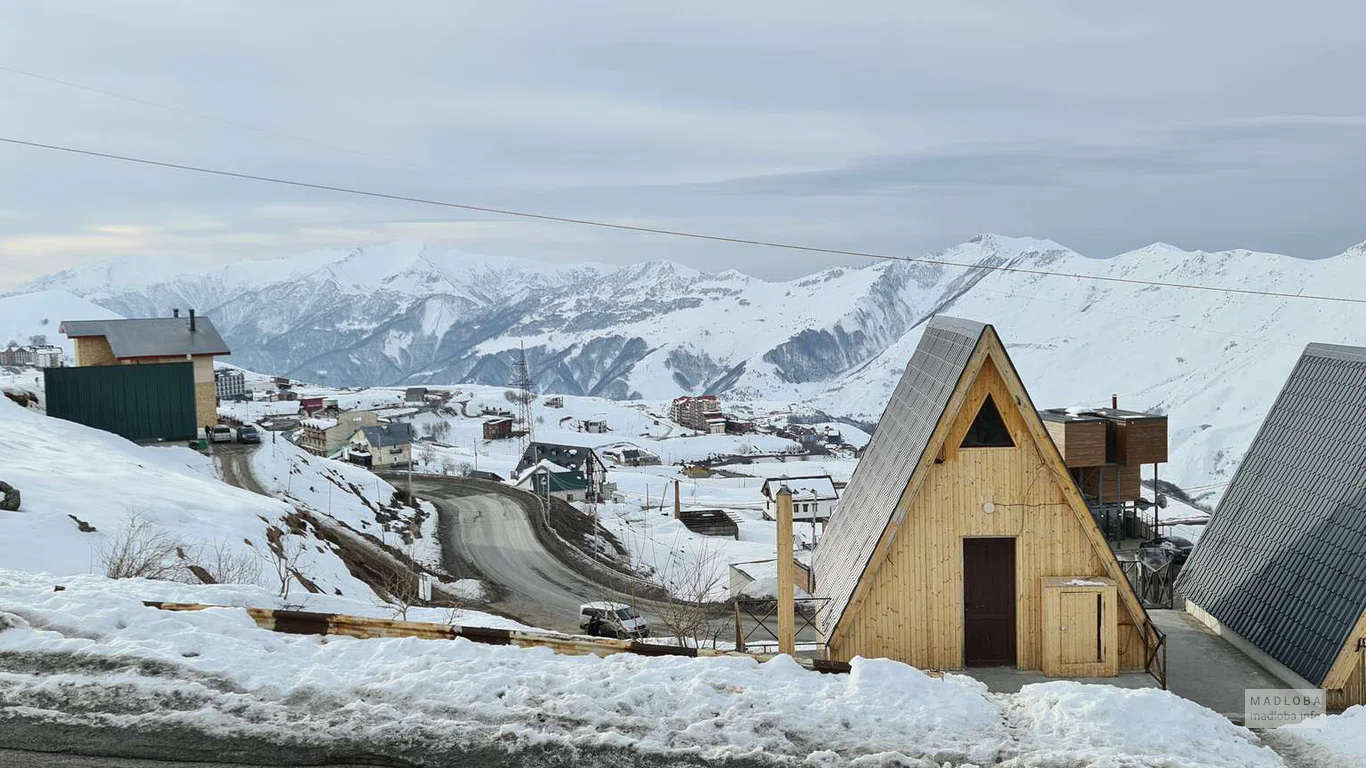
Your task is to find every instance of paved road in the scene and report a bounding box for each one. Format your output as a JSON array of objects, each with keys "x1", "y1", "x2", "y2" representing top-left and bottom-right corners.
[
  {"x1": 411, "y1": 477, "x2": 661, "y2": 633},
  {"x1": 410, "y1": 476, "x2": 819, "y2": 648}
]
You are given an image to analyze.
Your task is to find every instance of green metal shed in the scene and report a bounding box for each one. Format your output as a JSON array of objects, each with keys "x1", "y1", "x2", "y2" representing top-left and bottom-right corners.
[{"x1": 44, "y1": 362, "x2": 198, "y2": 442}]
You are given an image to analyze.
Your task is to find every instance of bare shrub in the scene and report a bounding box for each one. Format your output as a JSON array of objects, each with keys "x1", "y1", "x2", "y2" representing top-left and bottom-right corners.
[
  {"x1": 99, "y1": 515, "x2": 183, "y2": 581},
  {"x1": 371, "y1": 540, "x2": 427, "y2": 621},
  {"x1": 190, "y1": 539, "x2": 263, "y2": 585},
  {"x1": 259, "y1": 531, "x2": 313, "y2": 601}
]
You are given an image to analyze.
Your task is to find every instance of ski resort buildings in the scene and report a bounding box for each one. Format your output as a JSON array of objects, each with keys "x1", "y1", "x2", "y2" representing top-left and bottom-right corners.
[
  {"x1": 670, "y1": 395, "x2": 726, "y2": 433},
  {"x1": 812, "y1": 316, "x2": 1157, "y2": 677},
  {"x1": 1178, "y1": 342, "x2": 1366, "y2": 709}
]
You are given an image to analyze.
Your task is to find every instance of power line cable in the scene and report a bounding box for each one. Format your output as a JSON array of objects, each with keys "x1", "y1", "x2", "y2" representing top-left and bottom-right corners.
[
  {"x1": 3, "y1": 134, "x2": 1365, "y2": 306},
  {"x1": 0, "y1": 64, "x2": 399, "y2": 165}
]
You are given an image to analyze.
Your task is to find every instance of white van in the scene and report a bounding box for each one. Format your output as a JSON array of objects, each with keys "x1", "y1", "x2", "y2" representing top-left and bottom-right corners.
[
  {"x1": 578, "y1": 602, "x2": 649, "y2": 639},
  {"x1": 209, "y1": 425, "x2": 235, "y2": 443}
]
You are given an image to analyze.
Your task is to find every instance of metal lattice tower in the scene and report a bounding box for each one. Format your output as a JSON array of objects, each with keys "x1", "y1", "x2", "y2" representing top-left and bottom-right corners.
[{"x1": 513, "y1": 342, "x2": 534, "y2": 454}]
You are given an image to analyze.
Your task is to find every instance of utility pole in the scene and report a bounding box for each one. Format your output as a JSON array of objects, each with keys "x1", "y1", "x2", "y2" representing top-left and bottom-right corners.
[
  {"x1": 776, "y1": 485, "x2": 796, "y2": 656},
  {"x1": 512, "y1": 342, "x2": 534, "y2": 456}
]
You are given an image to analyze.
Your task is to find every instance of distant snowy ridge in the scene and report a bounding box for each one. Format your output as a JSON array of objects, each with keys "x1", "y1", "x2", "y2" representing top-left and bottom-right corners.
[{"x1": 16, "y1": 235, "x2": 1366, "y2": 495}]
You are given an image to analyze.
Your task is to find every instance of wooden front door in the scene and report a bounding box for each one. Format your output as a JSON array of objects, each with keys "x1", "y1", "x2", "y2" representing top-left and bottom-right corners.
[{"x1": 964, "y1": 537, "x2": 1017, "y2": 666}]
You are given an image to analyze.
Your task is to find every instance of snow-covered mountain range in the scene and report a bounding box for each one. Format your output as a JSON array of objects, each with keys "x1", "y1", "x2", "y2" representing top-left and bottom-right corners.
[{"x1": 13, "y1": 235, "x2": 1366, "y2": 494}]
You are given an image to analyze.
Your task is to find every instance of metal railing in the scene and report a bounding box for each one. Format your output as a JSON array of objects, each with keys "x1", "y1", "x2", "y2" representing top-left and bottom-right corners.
[{"x1": 1144, "y1": 619, "x2": 1168, "y2": 689}]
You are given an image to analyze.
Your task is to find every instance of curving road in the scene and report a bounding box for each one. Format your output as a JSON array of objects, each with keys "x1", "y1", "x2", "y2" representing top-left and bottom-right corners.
[{"x1": 408, "y1": 477, "x2": 663, "y2": 634}]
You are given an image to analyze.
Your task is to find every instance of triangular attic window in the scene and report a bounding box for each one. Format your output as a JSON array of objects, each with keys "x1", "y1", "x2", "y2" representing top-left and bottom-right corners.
[{"x1": 961, "y1": 394, "x2": 1014, "y2": 448}]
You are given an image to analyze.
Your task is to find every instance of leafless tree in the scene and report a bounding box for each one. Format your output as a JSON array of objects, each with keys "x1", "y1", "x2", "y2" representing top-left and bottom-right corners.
[
  {"x1": 504, "y1": 388, "x2": 534, "y2": 406},
  {"x1": 652, "y1": 542, "x2": 727, "y2": 648},
  {"x1": 418, "y1": 443, "x2": 437, "y2": 468},
  {"x1": 371, "y1": 539, "x2": 428, "y2": 621},
  {"x1": 259, "y1": 531, "x2": 313, "y2": 601},
  {"x1": 98, "y1": 515, "x2": 184, "y2": 581},
  {"x1": 421, "y1": 421, "x2": 451, "y2": 441}
]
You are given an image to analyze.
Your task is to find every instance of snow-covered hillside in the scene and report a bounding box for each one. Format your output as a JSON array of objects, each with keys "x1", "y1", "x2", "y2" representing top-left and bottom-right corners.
[
  {"x1": 16, "y1": 235, "x2": 1366, "y2": 497},
  {"x1": 0, "y1": 290, "x2": 121, "y2": 356},
  {"x1": 0, "y1": 396, "x2": 472, "y2": 612}
]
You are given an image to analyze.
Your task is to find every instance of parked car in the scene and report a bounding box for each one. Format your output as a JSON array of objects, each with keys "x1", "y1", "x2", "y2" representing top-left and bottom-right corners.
[
  {"x1": 237, "y1": 425, "x2": 261, "y2": 444},
  {"x1": 1140, "y1": 535, "x2": 1195, "y2": 565},
  {"x1": 579, "y1": 601, "x2": 649, "y2": 639},
  {"x1": 209, "y1": 425, "x2": 234, "y2": 443}
]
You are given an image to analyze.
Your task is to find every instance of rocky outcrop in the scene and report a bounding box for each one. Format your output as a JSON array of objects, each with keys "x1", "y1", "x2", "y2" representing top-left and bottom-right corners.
[{"x1": 0, "y1": 481, "x2": 19, "y2": 511}]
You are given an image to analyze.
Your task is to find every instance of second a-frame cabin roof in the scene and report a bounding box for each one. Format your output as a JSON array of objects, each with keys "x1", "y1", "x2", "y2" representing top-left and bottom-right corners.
[
  {"x1": 812, "y1": 316, "x2": 988, "y2": 633},
  {"x1": 1178, "y1": 342, "x2": 1366, "y2": 686}
]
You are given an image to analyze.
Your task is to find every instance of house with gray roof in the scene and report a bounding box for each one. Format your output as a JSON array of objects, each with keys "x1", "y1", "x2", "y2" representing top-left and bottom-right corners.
[
  {"x1": 1178, "y1": 342, "x2": 1366, "y2": 709},
  {"x1": 811, "y1": 315, "x2": 1155, "y2": 677},
  {"x1": 515, "y1": 441, "x2": 607, "y2": 501},
  {"x1": 346, "y1": 423, "x2": 414, "y2": 469},
  {"x1": 58, "y1": 309, "x2": 232, "y2": 430}
]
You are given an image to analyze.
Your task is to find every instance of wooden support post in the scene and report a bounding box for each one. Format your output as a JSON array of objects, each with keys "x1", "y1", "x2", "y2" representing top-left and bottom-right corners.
[
  {"x1": 674, "y1": 479, "x2": 681, "y2": 519},
  {"x1": 776, "y1": 485, "x2": 795, "y2": 656}
]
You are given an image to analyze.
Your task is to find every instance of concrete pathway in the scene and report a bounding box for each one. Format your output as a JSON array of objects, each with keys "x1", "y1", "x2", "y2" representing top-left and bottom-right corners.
[{"x1": 1150, "y1": 608, "x2": 1288, "y2": 719}]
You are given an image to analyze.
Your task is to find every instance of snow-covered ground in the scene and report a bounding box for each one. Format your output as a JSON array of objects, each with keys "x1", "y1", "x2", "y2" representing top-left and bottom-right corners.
[
  {"x1": 0, "y1": 395, "x2": 475, "y2": 610},
  {"x1": 0, "y1": 569, "x2": 1297, "y2": 767},
  {"x1": 1279, "y1": 706, "x2": 1366, "y2": 767}
]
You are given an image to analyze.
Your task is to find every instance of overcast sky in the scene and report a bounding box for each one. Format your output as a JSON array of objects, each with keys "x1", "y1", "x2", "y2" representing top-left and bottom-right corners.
[{"x1": 2, "y1": 1, "x2": 1365, "y2": 291}]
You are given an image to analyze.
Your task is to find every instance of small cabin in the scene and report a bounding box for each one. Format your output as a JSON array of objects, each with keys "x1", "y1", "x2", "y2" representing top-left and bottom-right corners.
[{"x1": 812, "y1": 316, "x2": 1155, "y2": 675}]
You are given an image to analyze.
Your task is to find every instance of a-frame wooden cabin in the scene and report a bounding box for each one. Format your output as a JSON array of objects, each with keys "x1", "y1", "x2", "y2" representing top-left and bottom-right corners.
[{"x1": 812, "y1": 316, "x2": 1157, "y2": 674}]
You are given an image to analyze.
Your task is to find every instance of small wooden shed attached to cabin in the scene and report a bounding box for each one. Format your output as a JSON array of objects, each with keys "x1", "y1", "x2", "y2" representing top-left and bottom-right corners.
[{"x1": 811, "y1": 316, "x2": 1157, "y2": 675}]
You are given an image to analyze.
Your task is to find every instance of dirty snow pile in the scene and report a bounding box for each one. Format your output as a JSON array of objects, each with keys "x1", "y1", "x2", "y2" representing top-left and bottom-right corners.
[
  {"x1": 0, "y1": 571, "x2": 1290, "y2": 767},
  {"x1": 1275, "y1": 705, "x2": 1366, "y2": 767}
]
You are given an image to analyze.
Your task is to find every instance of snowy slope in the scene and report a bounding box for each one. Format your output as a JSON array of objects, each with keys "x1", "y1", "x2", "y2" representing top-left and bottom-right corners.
[
  {"x1": 0, "y1": 397, "x2": 384, "y2": 602},
  {"x1": 0, "y1": 289, "x2": 121, "y2": 355}
]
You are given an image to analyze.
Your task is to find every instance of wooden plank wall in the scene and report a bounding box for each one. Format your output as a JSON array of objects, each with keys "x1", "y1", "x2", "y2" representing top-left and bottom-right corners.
[
  {"x1": 1114, "y1": 419, "x2": 1168, "y2": 465},
  {"x1": 1044, "y1": 420, "x2": 1108, "y2": 467},
  {"x1": 1324, "y1": 609, "x2": 1366, "y2": 709},
  {"x1": 1075, "y1": 464, "x2": 1142, "y2": 503},
  {"x1": 828, "y1": 357, "x2": 1146, "y2": 671}
]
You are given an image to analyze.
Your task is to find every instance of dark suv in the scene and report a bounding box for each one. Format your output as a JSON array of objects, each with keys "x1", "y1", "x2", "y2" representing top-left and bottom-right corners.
[{"x1": 237, "y1": 425, "x2": 262, "y2": 444}]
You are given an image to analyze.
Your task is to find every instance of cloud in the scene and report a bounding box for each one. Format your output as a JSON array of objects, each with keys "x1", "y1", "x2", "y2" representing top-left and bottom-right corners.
[{"x1": 1, "y1": 1, "x2": 1365, "y2": 290}]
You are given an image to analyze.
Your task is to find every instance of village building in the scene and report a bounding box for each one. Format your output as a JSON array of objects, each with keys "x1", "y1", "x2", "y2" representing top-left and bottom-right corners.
[
  {"x1": 483, "y1": 416, "x2": 514, "y2": 440},
  {"x1": 582, "y1": 418, "x2": 608, "y2": 434},
  {"x1": 812, "y1": 316, "x2": 1157, "y2": 677},
  {"x1": 513, "y1": 459, "x2": 592, "y2": 502},
  {"x1": 760, "y1": 475, "x2": 839, "y2": 525},
  {"x1": 345, "y1": 423, "x2": 414, "y2": 469},
  {"x1": 543, "y1": 395, "x2": 564, "y2": 408},
  {"x1": 298, "y1": 409, "x2": 380, "y2": 458},
  {"x1": 1178, "y1": 342, "x2": 1366, "y2": 709},
  {"x1": 404, "y1": 387, "x2": 428, "y2": 404},
  {"x1": 214, "y1": 368, "x2": 246, "y2": 401},
  {"x1": 601, "y1": 444, "x2": 661, "y2": 467},
  {"x1": 58, "y1": 309, "x2": 231, "y2": 429},
  {"x1": 670, "y1": 395, "x2": 724, "y2": 432},
  {"x1": 514, "y1": 441, "x2": 608, "y2": 501},
  {"x1": 1038, "y1": 406, "x2": 1169, "y2": 542}
]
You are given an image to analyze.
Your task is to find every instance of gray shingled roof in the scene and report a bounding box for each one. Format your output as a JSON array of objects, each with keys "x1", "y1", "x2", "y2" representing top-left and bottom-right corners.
[
  {"x1": 516, "y1": 441, "x2": 603, "y2": 475},
  {"x1": 812, "y1": 315, "x2": 987, "y2": 636},
  {"x1": 60, "y1": 317, "x2": 231, "y2": 358},
  {"x1": 1177, "y1": 342, "x2": 1366, "y2": 685},
  {"x1": 357, "y1": 423, "x2": 413, "y2": 448}
]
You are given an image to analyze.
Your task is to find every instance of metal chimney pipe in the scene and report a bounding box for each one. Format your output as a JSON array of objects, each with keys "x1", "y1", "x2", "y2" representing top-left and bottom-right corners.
[
  {"x1": 1111, "y1": 393, "x2": 1118, "y2": 409},
  {"x1": 189, "y1": 308, "x2": 197, "y2": 333},
  {"x1": 172, "y1": 308, "x2": 180, "y2": 318}
]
